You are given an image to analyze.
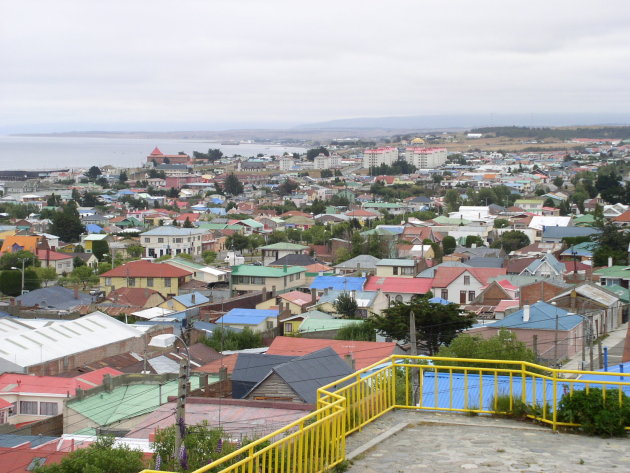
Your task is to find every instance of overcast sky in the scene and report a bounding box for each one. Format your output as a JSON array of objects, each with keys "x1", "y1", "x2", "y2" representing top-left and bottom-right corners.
[{"x1": 1, "y1": 0, "x2": 629, "y2": 131}]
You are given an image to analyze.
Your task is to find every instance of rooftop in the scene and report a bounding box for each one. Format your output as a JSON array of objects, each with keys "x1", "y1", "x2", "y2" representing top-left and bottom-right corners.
[
  {"x1": 259, "y1": 242, "x2": 309, "y2": 251},
  {"x1": 310, "y1": 276, "x2": 366, "y2": 291},
  {"x1": 231, "y1": 265, "x2": 306, "y2": 277},
  {"x1": 100, "y1": 260, "x2": 192, "y2": 278}
]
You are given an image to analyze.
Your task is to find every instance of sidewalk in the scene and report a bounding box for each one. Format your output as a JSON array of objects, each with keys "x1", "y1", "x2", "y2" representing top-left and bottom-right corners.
[{"x1": 562, "y1": 321, "x2": 628, "y2": 373}]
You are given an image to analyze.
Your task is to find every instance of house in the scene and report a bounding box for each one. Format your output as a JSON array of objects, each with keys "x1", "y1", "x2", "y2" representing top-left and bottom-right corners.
[
  {"x1": 309, "y1": 276, "x2": 366, "y2": 296},
  {"x1": 163, "y1": 257, "x2": 228, "y2": 284},
  {"x1": 80, "y1": 233, "x2": 111, "y2": 253},
  {"x1": 283, "y1": 215, "x2": 315, "y2": 230},
  {"x1": 468, "y1": 302, "x2": 584, "y2": 362},
  {"x1": 244, "y1": 348, "x2": 353, "y2": 404},
  {"x1": 375, "y1": 259, "x2": 418, "y2": 277},
  {"x1": 257, "y1": 290, "x2": 315, "y2": 314},
  {"x1": 334, "y1": 255, "x2": 381, "y2": 275},
  {"x1": 269, "y1": 254, "x2": 319, "y2": 267},
  {"x1": 0, "y1": 368, "x2": 121, "y2": 425},
  {"x1": 105, "y1": 287, "x2": 166, "y2": 308},
  {"x1": 310, "y1": 289, "x2": 388, "y2": 318},
  {"x1": 159, "y1": 292, "x2": 209, "y2": 312},
  {"x1": 0, "y1": 235, "x2": 48, "y2": 255},
  {"x1": 520, "y1": 253, "x2": 565, "y2": 279},
  {"x1": 99, "y1": 260, "x2": 193, "y2": 297},
  {"x1": 231, "y1": 353, "x2": 296, "y2": 398},
  {"x1": 266, "y1": 336, "x2": 404, "y2": 370},
  {"x1": 541, "y1": 226, "x2": 601, "y2": 243},
  {"x1": 364, "y1": 276, "x2": 432, "y2": 304},
  {"x1": 15, "y1": 286, "x2": 93, "y2": 311},
  {"x1": 258, "y1": 242, "x2": 309, "y2": 266},
  {"x1": 140, "y1": 226, "x2": 207, "y2": 258},
  {"x1": 230, "y1": 265, "x2": 307, "y2": 296},
  {"x1": 430, "y1": 266, "x2": 507, "y2": 304},
  {"x1": 37, "y1": 249, "x2": 74, "y2": 275},
  {"x1": 215, "y1": 308, "x2": 278, "y2": 333},
  {"x1": 68, "y1": 252, "x2": 99, "y2": 268}
]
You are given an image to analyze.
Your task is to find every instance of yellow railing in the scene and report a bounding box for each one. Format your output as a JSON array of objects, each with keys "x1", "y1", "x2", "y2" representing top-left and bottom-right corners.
[{"x1": 141, "y1": 355, "x2": 630, "y2": 473}]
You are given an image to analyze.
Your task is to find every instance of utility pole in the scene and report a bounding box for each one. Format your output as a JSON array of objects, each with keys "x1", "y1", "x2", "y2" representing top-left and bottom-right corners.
[
  {"x1": 553, "y1": 303, "x2": 559, "y2": 364},
  {"x1": 409, "y1": 310, "x2": 419, "y2": 406},
  {"x1": 175, "y1": 358, "x2": 187, "y2": 462}
]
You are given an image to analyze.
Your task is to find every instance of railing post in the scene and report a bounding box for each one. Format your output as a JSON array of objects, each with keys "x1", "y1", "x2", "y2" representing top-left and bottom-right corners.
[
  {"x1": 521, "y1": 362, "x2": 527, "y2": 406},
  {"x1": 552, "y1": 370, "x2": 558, "y2": 431}
]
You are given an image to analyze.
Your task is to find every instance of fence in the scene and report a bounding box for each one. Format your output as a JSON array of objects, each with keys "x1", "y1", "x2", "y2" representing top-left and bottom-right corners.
[{"x1": 140, "y1": 355, "x2": 630, "y2": 473}]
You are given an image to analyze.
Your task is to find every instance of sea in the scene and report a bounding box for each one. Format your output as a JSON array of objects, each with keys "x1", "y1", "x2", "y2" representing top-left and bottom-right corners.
[{"x1": 0, "y1": 135, "x2": 307, "y2": 170}]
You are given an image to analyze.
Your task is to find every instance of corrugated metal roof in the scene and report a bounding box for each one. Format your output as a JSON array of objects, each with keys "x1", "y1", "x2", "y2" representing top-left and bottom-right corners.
[{"x1": 309, "y1": 276, "x2": 366, "y2": 291}]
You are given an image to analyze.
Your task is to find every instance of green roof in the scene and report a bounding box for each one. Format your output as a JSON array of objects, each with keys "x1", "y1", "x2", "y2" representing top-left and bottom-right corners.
[
  {"x1": 604, "y1": 284, "x2": 630, "y2": 302},
  {"x1": 67, "y1": 378, "x2": 206, "y2": 426},
  {"x1": 593, "y1": 266, "x2": 630, "y2": 278},
  {"x1": 259, "y1": 242, "x2": 309, "y2": 251},
  {"x1": 573, "y1": 214, "x2": 596, "y2": 226},
  {"x1": 197, "y1": 223, "x2": 228, "y2": 230},
  {"x1": 169, "y1": 257, "x2": 206, "y2": 270},
  {"x1": 432, "y1": 216, "x2": 471, "y2": 225},
  {"x1": 361, "y1": 228, "x2": 396, "y2": 236},
  {"x1": 363, "y1": 202, "x2": 402, "y2": 209},
  {"x1": 238, "y1": 218, "x2": 264, "y2": 228},
  {"x1": 231, "y1": 265, "x2": 306, "y2": 277}
]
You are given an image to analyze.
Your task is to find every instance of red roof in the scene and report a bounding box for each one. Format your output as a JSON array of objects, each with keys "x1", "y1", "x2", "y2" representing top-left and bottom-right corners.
[
  {"x1": 495, "y1": 299, "x2": 520, "y2": 312},
  {"x1": 266, "y1": 336, "x2": 399, "y2": 370},
  {"x1": 0, "y1": 367, "x2": 122, "y2": 396},
  {"x1": 37, "y1": 249, "x2": 73, "y2": 261},
  {"x1": 279, "y1": 290, "x2": 313, "y2": 306},
  {"x1": 106, "y1": 287, "x2": 164, "y2": 307},
  {"x1": 0, "y1": 444, "x2": 67, "y2": 473},
  {"x1": 194, "y1": 354, "x2": 238, "y2": 374},
  {"x1": 432, "y1": 267, "x2": 506, "y2": 288},
  {"x1": 150, "y1": 146, "x2": 162, "y2": 156},
  {"x1": 613, "y1": 210, "x2": 630, "y2": 222},
  {"x1": 100, "y1": 260, "x2": 192, "y2": 278},
  {"x1": 364, "y1": 276, "x2": 432, "y2": 294},
  {"x1": 345, "y1": 209, "x2": 379, "y2": 217}
]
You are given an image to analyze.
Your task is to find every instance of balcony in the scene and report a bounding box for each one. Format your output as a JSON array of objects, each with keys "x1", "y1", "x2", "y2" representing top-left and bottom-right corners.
[{"x1": 140, "y1": 355, "x2": 630, "y2": 473}]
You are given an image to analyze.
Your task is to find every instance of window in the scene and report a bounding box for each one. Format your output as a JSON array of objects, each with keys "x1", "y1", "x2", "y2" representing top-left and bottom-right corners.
[
  {"x1": 147, "y1": 277, "x2": 154, "y2": 287},
  {"x1": 164, "y1": 278, "x2": 172, "y2": 287},
  {"x1": 266, "y1": 321, "x2": 274, "y2": 330},
  {"x1": 395, "y1": 295, "x2": 403, "y2": 303},
  {"x1": 128, "y1": 277, "x2": 136, "y2": 287},
  {"x1": 105, "y1": 277, "x2": 111, "y2": 286},
  {"x1": 463, "y1": 276, "x2": 470, "y2": 286},
  {"x1": 441, "y1": 289, "x2": 448, "y2": 300},
  {"x1": 144, "y1": 237, "x2": 150, "y2": 243},
  {"x1": 468, "y1": 291, "x2": 475, "y2": 302},
  {"x1": 284, "y1": 322, "x2": 293, "y2": 332},
  {"x1": 158, "y1": 237, "x2": 164, "y2": 243},
  {"x1": 175, "y1": 238, "x2": 183, "y2": 243},
  {"x1": 39, "y1": 402, "x2": 58, "y2": 416},
  {"x1": 20, "y1": 401, "x2": 38, "y2": 415},
  {"x1": 9, "y1": 402, "x2": 17, "y2": 416},
  {"x1": 393, "y1": 266, "x2": 398, "y2": 275}
]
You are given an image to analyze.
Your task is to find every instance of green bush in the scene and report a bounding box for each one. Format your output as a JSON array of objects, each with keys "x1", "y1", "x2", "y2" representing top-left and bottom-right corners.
[
  {"x1": 557, "y1": 388, "x2": 630, "y2": 437},
  {"x1": 492, "y1": 394, "x2": 529, "y2": 418}
]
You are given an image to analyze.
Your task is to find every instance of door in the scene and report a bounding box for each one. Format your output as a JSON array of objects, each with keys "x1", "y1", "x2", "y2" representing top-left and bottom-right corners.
[{"x1": 460, "y1": 291, "x2": 467, "y2": 304}]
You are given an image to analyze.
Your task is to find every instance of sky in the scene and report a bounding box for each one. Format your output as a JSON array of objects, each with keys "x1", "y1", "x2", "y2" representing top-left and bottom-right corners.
[{"x1": 1, "y1": 0, "x2": 629, "y2": 132}]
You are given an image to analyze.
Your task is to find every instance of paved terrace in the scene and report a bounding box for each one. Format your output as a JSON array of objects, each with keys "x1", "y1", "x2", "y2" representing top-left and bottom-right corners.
[{"x1": 345, "y1": 410, "x2": 630, "y2": 473}]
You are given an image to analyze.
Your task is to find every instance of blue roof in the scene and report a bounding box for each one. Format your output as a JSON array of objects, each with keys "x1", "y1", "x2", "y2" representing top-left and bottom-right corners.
[
  {"x1": 428, "y1": 297, "x2": 450, "y2": 305},
  {"x1": 193, "y1": 320, "x2": 242, "y2": 333},
  {"x1": 210, "y1": 198, "x2": 225, "y2": 204},
  {"x1": 560, "y1": 242, "x2": 597, "y2": 257},
  {"x1": 117, "y1": 189, "x2": 136, "y2": 195},
  {"x1": 209, "y1": 208, "x2": 227, "y2": 215},
  {"x1": 172, "y1": 292, "x2": 210, "y2": 307},
  {"x1": 0, "y1": 434, "x2": 59, "y2": 448},
  {"x1": 488, "y1": 301, "x2": 583, "y2": 331},
  {"x1": 310, "y1": 276, "x2": 366, "y2": 291},
  {"x1": 375, "y1": 225, "x2": 405, "y2": 235},
  {"x1": 216, "y1": 308, "x2": 279, "y2": 325},
  {"x1": 85, "y1": 223, "x2": 103, "y2": 233}
]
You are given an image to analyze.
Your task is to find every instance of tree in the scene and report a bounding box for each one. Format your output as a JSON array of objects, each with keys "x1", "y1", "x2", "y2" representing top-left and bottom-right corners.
[
  {"x1": 335, "y1": 322, "x2": 375, "y2": 342},
  {"x1": 593, "y1": 222, "x2": 630, "y2": 266},
  {"x1": 267, "y1": 231, "x2": 288, "y2": 244},
  {"x1": 224, "y1": 173, "x2": 244, "y2": 195},
  {"x1": 492, "y1": 230, "x2": 530, "y2": 252},
  {"x1": 81, "y1": 192, "x2": 99, "y2": 207},
  {"x1": 119, "y1": 170, "x2": 128, "y2": 183},
  {"x1": 225, "y1": 233, "x2": 250, "y2": 252},
  {"x1": 278, "y1": 179, "x2": 299, "y2": 196},
  {"x1": 91, "y1": 240, "x2": 110, "y2": 262},
  {"x1": 202, "y1": 327, "x2": 264, "y2": 351},
  {"x1": 0, "y1": 250, "x2": 38, "y2": 270},
  {"x1": 333, "y1": 292, "x2": 359, "y2": 318},
  {"x1": 493, "y1": 218, "x2": 509, "y2": 229},
  {"x1": 368, "y1": 296, "x2": 476, "y2": 355},
  {"x1": 126, "y1": 244, "x2": 144, "y2": 258},
  {"x1": 86, "y1": 166, "x2": 102, "y2": 180},
  {"x1": 49, "y1": 204, "x2": 85, "y2": 243},
  {"x1": 47, "y1": 193, "x2": 61, "y2": 207},
  {"x1": 543, "y1": 197, "x2": 556, "y2": 208},
  {"x1": 0, "y1": 270, "x2": 21, "y2": 296},
  {"x1": 183, "y1": 217, "x2": 194, "y2": 228},
  {"x1": 465, "y1": 235, "x2": 484, "y2": 248},
  {"x1": 444, "y1": 189, "x2": 460, "y2": 213},
  {"x1": 69, "y1": 266, "x2": 98, "y2": 289},
  {"x1": 306, "y1": 146, "x2": 329, "y2": 161},
  {"x1": 72, "y1": 256, "x2": 85, "y2": 268},
  {"x1": 553, "y1": 176, "x2": 564, "y2": 188},
  {"x1": 35, "y1": 266, "x2": 57, "y2": 286},
  {"x1": 34, "y1": 436, "x2": 146, "y2": 473},
  {"x1": 202, "y1": 250, "x2": 217, "y2": 264},
  {"x1": 442, "y1": 235, "x2": 456, "y2": 255},
  {"x1": 437, "y1": 328, "x2": 537, "y2": 369}
]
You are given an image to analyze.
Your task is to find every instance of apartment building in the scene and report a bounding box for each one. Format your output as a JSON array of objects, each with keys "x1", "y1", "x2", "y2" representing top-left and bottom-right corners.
[
  {"x1": 403, "y1": 147, "x2": 448, "y2": 169},
  {"x1": 314, "y1": 154, "x2": 341, "y2": 169},
  {"x1": 140, "y1": 226, "x2": 207, "y2": 258},
  {"x1": 362, "y1": 147, "x2": 399, "y2": 168}
]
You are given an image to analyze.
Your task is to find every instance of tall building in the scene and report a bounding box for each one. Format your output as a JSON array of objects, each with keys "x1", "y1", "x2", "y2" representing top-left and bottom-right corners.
[
  {"x1": 403, "y1": 147, "x2": 447, "y2": 169},
  {"x1": 314, "y1": 154, "x2": 341, "y2": 169},
  {"x1": 362, "y1": 147, "x2": 399, "y2": 168}
]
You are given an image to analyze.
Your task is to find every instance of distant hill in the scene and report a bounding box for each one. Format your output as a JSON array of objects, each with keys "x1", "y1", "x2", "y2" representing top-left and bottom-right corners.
[{"x1": 296, "y1": 113, "x2": 630, "y2": 130}]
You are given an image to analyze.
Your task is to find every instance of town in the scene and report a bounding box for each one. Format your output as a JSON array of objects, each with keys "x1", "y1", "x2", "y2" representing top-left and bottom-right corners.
[{"x1": 1, "y1": 126, "x2": 630, "y2": 472}]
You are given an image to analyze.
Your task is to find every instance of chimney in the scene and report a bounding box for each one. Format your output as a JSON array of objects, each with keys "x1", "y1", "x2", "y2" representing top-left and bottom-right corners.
[
  {"x1": 74, "y1": 286, "x2": 79, "y2": 300},
  {"x1": 191, "y1": 293, "x2": 196, "y2": 304},
  {"x1": 344, "y1": 354, "x2": 356, "y2": 371},
  {"x1": 310, "y1": 288, "x2": 317, "y2": 305},
  {"x1": 608, "y1": 256, "x2": 613, "y2": 267},
  {"x1": 262, "y1": 286, "x2": 267, "y2": 301},
  {"x1": 283, "y1": 264, "x2": 288, "y2": 273},
  {"x1": 523, "y1": 304, "x2": 530, "y2": 322}
]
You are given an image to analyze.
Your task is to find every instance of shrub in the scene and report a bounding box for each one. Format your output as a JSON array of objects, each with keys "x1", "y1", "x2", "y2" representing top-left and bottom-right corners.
[
  {"x1": 557, "y1": 388, "x2": 630, "y2": 437},
  {"x1": 492, "y1": 394, "x2": 529, "y2": 418}
]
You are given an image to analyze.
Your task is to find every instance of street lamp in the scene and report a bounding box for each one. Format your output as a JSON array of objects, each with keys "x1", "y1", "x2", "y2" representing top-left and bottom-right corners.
[
  {"x1": 11, "y1": 258, "x2": 28, "y2": 295},
  {"x1": 149, "y1": 334, "x2": 190, "y2": 464}
]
